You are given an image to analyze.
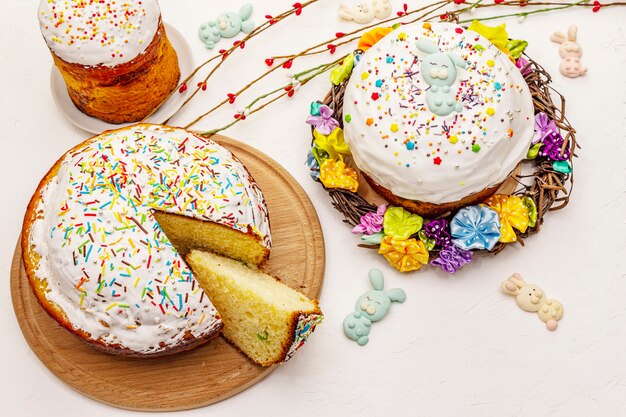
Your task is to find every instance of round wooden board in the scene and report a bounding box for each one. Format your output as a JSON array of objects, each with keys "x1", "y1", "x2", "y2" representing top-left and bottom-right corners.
[{"x1": 10, "y1": 135, "x2": 325, "y2": 411}]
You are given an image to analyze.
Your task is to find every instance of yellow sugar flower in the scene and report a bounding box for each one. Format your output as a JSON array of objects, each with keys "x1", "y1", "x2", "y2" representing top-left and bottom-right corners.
[
  {"x1": 313, "y1": 127, "x2": 351, "y2": 161},
  {"x1": 378, "y1": 236, "x2": 429, "y2": 272},
  {"x1": 320, "y1": 159, "x2": 359, "y2": 192},
  {"x1": 484, "y1": 194, "x2": 530, "y2": 243},
  {"x1": 468, "y1": 20, "x2": 511, "y2": 56}
]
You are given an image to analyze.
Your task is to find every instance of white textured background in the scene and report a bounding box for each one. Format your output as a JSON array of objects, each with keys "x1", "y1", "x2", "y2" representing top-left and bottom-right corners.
[{"x1": 1, "y1": 0, "x2": 625, "y2": 415}]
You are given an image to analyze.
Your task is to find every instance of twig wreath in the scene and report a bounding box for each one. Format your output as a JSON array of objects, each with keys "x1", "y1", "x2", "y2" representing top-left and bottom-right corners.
[{"x1": 305, "y1": 21, "x2": 578, "y2": 274}]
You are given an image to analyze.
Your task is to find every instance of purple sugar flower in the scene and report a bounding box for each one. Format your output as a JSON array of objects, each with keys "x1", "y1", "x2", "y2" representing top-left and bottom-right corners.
[
  {"x1": 431, "y1": 245, "x2": 473, "y2": 274},
  {"x1": 424, "y1": 218, "x2": 451, "y2": 248},
  {"x1": 352, "y1": 205, "x2": 387, "y2": 235},
  {"x1": 533, "y1": 113, "x2": 559, "y2": 145},
  {"x1": 539, "y1": 131, "x2": 570, "y2": 161},
  {"x1": 305, "y1": 105, "x2": 339, "y2": 136}
]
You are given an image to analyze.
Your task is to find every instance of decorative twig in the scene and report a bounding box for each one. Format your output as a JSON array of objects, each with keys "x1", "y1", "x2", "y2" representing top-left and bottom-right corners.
[
  {"x1": 272, "y1": 1, "x2": 626, "y2": 61},
  {"x1": 179, "y1": 0, "x2": 625, "y2": 134},
  {"x1": 195, "y1": 58, "x2": 343, "y2": 136},
  {"x1": 271, "y1": 36, "x2": 361, "y2": 60},
  {"x1": 457, "y1": 0, "x2": 594, "y2": 23},
  {"x1": 144, "y1": 0, "x2": 321, "y2": 123},
  {"x1": 183, "y1": 1, "x2": 452, "y2": 129},
  {"x1": 267, "y1": 0, "x2": 451, "y2": 63}
]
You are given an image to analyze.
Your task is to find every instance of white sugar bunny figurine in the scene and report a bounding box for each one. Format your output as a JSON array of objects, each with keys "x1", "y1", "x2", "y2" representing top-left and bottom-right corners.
[
  {"x1": 372, "y1": 0, "x2": 392, "y2": 19},
  {"x1": 338, "y1": 0, "x2": 391, "y2": 24},
  {"x1": 501, "y1": 273, "x2": 564, "y2": 331},
  {"x1": 550, "y1": 25, "x2": 587, "y2": 78}
]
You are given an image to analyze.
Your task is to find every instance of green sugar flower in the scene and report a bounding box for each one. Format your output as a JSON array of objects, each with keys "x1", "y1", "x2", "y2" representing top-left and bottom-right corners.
[
  {"x1": 383, "y1": 207, "x2": 423, "y2": 241},
  {"x1": 330, "y1": 54, "x2": 355, "y2": 86},
  {"x1": 507, "y1": 39, "x2": 528, "y2": 59},
  {"x1": 522, "y1": 197, "x2": 538, "y2": 227}
]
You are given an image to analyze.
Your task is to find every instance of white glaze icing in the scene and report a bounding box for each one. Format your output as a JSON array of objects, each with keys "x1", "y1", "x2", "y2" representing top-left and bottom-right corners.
[
  {"x1": 27, "y1": 124, "x2": 271, "y2": 354},
  {"x1": 38, "y1": 0, "x2": 161, "y2": 67},
  {"x1": 342, "y1": 23, "x2": 534, "y2": 204}
]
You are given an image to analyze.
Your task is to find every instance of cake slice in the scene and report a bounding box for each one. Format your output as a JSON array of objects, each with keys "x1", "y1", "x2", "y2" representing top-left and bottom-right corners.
[
  {"x1": 153, "y1": 211, "x2": 269, "y2": 267},
  {"x1": 186, "y1": 250, "x2": 323, "y2": 366}
]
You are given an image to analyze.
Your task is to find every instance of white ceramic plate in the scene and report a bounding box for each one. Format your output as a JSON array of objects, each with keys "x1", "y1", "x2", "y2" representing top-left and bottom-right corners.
[{"x1": 49, "y1": 24, "x2": 193, "y2": 134}]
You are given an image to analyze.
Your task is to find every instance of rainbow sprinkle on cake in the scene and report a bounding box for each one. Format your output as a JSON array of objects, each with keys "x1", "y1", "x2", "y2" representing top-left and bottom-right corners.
[{"x1": 25, "y1": 124, "x2": 271, "y2": 354}]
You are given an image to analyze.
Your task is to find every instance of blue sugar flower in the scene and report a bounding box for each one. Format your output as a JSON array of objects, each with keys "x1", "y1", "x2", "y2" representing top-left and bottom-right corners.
[
  {"x1": 305, "y1": 149, "x2": 320, "y2": 181},
  {"x1": 450, "y1": 205, "x2": 501, "y2": 251}
]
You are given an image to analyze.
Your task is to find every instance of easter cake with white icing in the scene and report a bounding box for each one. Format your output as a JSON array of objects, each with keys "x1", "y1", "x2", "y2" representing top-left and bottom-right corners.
[
  {"x1": 22, "y1": 124, "x2": 272, "y2": 356},
  {"x1": 342, "y1": 22, "x2": 534, "y2": 216},
  {"x1": 38, "y1": 0, "x2": 180, "y2": 124}
]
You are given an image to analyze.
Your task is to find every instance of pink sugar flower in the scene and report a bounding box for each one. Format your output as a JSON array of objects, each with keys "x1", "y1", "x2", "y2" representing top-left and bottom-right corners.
[
  {"x1": 515, "y1": 56, "x2": 532, "y2": 76},
  {"x1": 352, "y1": 205, "x2": 387, "y2": 235}
]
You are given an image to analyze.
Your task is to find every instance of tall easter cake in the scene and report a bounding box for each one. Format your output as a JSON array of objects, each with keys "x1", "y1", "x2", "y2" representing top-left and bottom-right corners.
[
  {"x1": 38, "y1": 0, "x2": 180, "y2": 124},
  {"x1": 22, "y1": 124, "x2": 271, "y2": 356},
  {"x1": 342, "y1": 22, "x2": 534, "y2": 216}
]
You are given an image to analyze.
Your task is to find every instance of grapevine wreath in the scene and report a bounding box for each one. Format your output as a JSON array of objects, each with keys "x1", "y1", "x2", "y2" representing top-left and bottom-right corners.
[{"x1": 306, "y1": 21, "x2": 578, "y2": 274}]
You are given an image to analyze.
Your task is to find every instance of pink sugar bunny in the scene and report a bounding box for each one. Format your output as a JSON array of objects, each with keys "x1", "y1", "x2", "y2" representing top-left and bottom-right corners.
[{"x1": 550, "y1": 25, "x2": 587, "y2": 78}]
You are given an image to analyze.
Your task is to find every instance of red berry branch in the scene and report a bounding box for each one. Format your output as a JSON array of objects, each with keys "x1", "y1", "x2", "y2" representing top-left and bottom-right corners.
[
  {"x1": 168, "y1": 0, "x2": 626, "y2": 134},
  {"x1": 181, "y1": 1, "x2": 452, "y2": 130},
  {"x1": 193, "y1": 58, "x2": 344, "y2": 136},
  {"x1": 263, "y1": 0, "x2": 450, "y2": 65},
  {"x1": 397, "y1": 3, "x2": 409, "y2": 16},
  {"x1": 140, "y1": 0, "x2": 322, "y2": 123}
]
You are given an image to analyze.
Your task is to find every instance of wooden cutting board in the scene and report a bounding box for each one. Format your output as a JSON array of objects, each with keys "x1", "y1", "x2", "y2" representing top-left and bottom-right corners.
[{"x1": 10, "y1": 135, "x2": 325, "y2": 411}]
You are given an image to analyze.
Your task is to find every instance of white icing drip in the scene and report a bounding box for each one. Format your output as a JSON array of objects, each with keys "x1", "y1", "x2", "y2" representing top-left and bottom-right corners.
[
  {"x1": 28, "y1": 124, "x2": 271, "y2": 354},
  {"x1": 343, "y1": 23, "x2": 534, "y2": 204},
  {"x1": 37, "y1": 0, "x2": 161, "y2": 67}
]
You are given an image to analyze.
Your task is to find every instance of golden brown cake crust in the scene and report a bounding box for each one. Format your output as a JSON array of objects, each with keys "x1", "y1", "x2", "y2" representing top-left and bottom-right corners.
[
  {"x1": 51, "y1": 20, "x2": 180, "y2": 124},
  {"x1": 361, "y1": 172, "x2": 501, "y2": 218},
  {"x1": 220, "y1": 305, "x2": 322, "y2": 367},
  {"x1": 22, "y1": 175, "x2": 222, "y2": 357}
]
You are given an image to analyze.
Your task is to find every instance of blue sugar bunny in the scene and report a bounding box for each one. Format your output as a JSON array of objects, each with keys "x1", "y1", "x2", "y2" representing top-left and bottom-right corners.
[
  {"x1": 198, "y1": 4, "x2": 255, "y2": 49},
  {"x1": 416, "y1": 39, "x2": 467, "y2": 117},
  {"x1": 343, "y1": 269, "x2": 406, "y2": 346}
]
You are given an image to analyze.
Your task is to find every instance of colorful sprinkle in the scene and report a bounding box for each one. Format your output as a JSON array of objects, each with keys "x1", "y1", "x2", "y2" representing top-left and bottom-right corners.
[{"x1": 28, "y1": 125, "x2": 271, "y2": 354}]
